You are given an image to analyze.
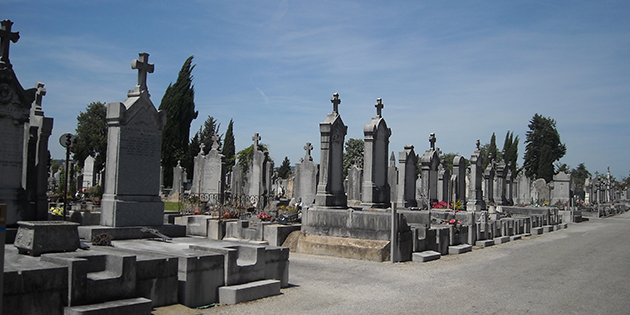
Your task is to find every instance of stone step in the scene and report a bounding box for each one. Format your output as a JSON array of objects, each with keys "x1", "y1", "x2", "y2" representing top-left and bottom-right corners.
[
  {"x1": 531, "y1": 227, "x2": 543, "y2": 235},
  {"x1": 475, "y1": 239, "x2": 495, "y2": 247},
  {"x1": 542, "y1": 225, "x2": 554, "y2": 233},
  {"x1": 510, "y1": 235, "x2": 522, "y2": 241},
  {"x1": 219, "y1": 279, "x2": 281, "y2": 305},
  {"x1": 64, "y1": 297, "x2": 152, "y2": 315},
  {"x1": 448, "y1": 244, "x2": 472, "y2": 255},
  {"x1": 493, "y1": 236, "x2": 510, "y2": 244},
  {"x1": 412, "y1": 251, "x2": 441, "y2": 262}
]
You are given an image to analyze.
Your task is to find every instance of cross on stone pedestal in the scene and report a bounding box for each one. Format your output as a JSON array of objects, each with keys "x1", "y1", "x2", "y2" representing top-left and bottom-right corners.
[
  {"x1": 199, "y1": 143, "x2": 206, "y2": 155},
  {"x1": 33, "y1": 82, "x2": 46, "y2": 110},
  {"x1": 131, "y1": 52, "x2": 154, "y2": 94},
  {"x1": 476, "y1": 139, "x2": 480, "y2": 150},
  {"x1": 429, "y1": 133, "x2": 436, "y2": 151},
  {"x1": 375, "y1": 98, "x2": 384, "y2": 117},
  {"x1": 304, "y1": 142, "x2": 313, "y2": 161},
  {"x1": 252, "y1": 133, "x2": 261, "y2": 148},
  {"x1": 0, "y1": 20, "x2": 20, "y2": 65},
  {"x1": 331, "y1": 92, "x2": 341, "y2": 114},
  {"x1": 211, "y1": 134, "x2": 221, "y2": 150}
]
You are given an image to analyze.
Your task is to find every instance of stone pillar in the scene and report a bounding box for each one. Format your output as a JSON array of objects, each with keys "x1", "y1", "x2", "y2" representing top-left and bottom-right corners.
[
  {"x1": 361, "y1": 98, "x2": 391, "y2": 208},
  {"x1": 452, "y1": 155, "x2": 467, "y2": 208},
  {"x1": 397, "y1": 145, "x2": 418, "y2": 208},
  {"x1": 388, "y1": 152, "x2": 398, "y2": 204},
  {"x1": 467, "y1": 141, "x2": 485, "y2": 211},
  {"x1": 315, "y1": 93, "x2": 347, "y2": 208},
  {"x1": 0, "y1": 20, "x2": 35, "y2": 226},
  {"x1": 483, "y1": 156, "x2": 495, "y2": 205}
]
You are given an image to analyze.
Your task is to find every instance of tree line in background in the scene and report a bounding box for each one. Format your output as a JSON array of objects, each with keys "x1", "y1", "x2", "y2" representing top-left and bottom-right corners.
[{"x1": 68, "y1": 57, "x2": 630, "y2": 191}]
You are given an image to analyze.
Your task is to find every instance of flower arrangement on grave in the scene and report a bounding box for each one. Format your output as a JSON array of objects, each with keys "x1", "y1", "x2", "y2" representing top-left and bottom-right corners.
[
  {"x1": 432, "y1": 201, "x2": 449, "y2": 209},
  {"x1": 257, "y1": 212, "x2": 273, "y2": 222},
  {"x1": 223, "y1": 210, "x2": 240, "y2": 220},
  {"x1": 49, "y1": 207, "x2": 63, "y2": 216},
  {"x1": 447, "y1": 218, "x2": 462, "y2": 234},
  {"x1": 450, "y1": 199, "x2": 463, "y2": 211}
]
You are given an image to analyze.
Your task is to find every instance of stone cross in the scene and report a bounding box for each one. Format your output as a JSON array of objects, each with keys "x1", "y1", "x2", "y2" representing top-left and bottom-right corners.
[
  {"x1": 476, "y1": 139, "x2": 480, "y2": 150},
  {"x1": 252, "y1": 132, "x2": 261, "y2": 148},
  {"x1": 331, "y1": 92, "x2": 341, "y2": 114},
  {"x1": 211, "y1": 133, "x2": 220, "y2": 150},
  {"x1": 375, "y1": 98, "x2": 384, "y2": 117},
  {"x1": 0, "y1": 20, "x2": 20, "y2": 65},
  {"x1": 429, "y1": 133, "x2": 436, "y2": 150},
  {"x1": 199, "y1": 143, "x2": 206, "y2": 155},
  {"x1": 33, "y1": 82, "x2": 46, "y2": 110},
  {"x1": 304, "y1": 142, "x2": 313, "y2": 161},
  {"x1": 131, "y1": 52, "x2": 154, "y2": 94}
]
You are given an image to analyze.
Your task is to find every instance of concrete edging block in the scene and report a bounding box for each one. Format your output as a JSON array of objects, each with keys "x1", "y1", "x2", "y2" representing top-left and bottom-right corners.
[{"x1": 218, "y1": 279, "x2": 281, "y2": 305}]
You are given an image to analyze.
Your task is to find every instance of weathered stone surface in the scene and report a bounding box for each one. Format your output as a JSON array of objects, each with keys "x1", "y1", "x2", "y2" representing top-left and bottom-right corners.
[
  {"x1": 296, "y1": 234, "x2": 390, "y2": 262},
  {"x1": 14, "y1": 221, "x2": 80, "y2": 256},
  {"x1": 218, "y1": 279, "x2": 281, "y2": 305}
]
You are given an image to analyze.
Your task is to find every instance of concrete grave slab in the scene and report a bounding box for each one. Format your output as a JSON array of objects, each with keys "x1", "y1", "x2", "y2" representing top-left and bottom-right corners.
[{"x1": 412, "y1": 250, "x2": 441, "y2": 262}]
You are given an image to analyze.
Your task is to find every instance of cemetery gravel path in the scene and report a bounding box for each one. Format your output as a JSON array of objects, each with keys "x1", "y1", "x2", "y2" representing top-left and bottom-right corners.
[{"x1": 155, "y1": 212, "x2": 630, "y2": 315}]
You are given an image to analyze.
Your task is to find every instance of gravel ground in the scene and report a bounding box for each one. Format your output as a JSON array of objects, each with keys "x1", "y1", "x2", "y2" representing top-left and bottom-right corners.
[{"x1": 155, "y1": 211, "x2": 630, "y2": 315}]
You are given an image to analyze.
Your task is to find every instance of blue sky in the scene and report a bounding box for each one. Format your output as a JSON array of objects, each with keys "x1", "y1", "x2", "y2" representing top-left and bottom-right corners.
[{"x1": 4, "y1": 1, "x2": 630, "y2": 179}]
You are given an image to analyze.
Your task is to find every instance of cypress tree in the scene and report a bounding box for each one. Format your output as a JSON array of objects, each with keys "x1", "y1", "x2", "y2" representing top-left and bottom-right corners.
[
  {"x1": 223, "y1": 119, "x2": 236, "y2": 172},
  {"x1": 159, "y1": 56, "x2": 198, "y2": 187}
]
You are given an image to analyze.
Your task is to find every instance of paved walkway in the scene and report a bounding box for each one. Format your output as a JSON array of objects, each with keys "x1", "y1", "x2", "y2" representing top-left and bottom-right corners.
[{"x1": 155, "y1": 212, "x2": 630, "y2": 314}]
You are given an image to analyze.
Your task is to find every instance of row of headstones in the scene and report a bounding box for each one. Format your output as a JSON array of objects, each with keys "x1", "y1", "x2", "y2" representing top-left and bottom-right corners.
[
  {"x1": 178, "y1": 132, "x2": 275, "y2": 206},
  {"x1": 290, "y1": 90, "x2": 573, "y2": 210}
]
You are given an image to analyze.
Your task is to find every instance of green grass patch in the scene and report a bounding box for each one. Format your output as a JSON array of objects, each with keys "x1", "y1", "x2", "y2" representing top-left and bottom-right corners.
[{"x1": 164, "y1": 201, "x2": 179, "y2": 212}]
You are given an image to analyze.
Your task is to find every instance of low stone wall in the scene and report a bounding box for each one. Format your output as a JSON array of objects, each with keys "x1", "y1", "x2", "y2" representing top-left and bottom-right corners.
[{"x1": 302, "y1": 207, "x2": 392, "y2": 241}]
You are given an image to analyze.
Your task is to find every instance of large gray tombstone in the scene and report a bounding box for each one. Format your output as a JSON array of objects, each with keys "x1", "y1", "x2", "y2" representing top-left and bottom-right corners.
[
  {"x1": 101, "y1": 53, "x2": 166, "y2": 227},
  {"x1": 516, "y1": 174, "x2": 530, "y2": 205},
  {"x1": 346, "y1": 163, "x2": 363, "y2": 203},
  {"x1": 388, "y1": 152, "x2": 398, "y2": 204},
  {"x1": 420, "y1": 133, "x2": 439, "y2": 207},
  {"x1": 82, "y1": 156, "x2": 96, "y2": 189},
  {"x1": 531, "y1": 178, "x2": 548, "y2": 204},
  {"x1": 192, "y1": 136, "x2": 225, "y2": 201},
  {"x1": 0, "y1": 20, "x2": 38, "y2": 225},
  {"x1": 292, "y1": 142, "x2": 319, "y2": 206},
  {"x1": 483, "y1": 153, "x2": 495, "y2": 205},
  {"x1": 467, "y1": 140, "x2": 485, "y2": 211},
  {"x1": 552, "y1": 171, "x2": 571, "y2": 205},
  {"x1": 315, "y1": 93, "x2": 348, "y2": 208},
  {"x1": 361, "y1": 98, "x2": 391, "y2": 208},
  {"x1": 451, "y1": 155, "x2": 467, "y2": 208},
  {"x1": 23, "y1": 82, "x2": 54, "y2": 221},
  {"x1": 495, "y1": 153, "x2": 508, "y2": 205},
  {"x1": 437, "y1": 161, "x2": 450, "y2": 203},
  {"x1": 246, "y1": 133, "x2": 265, "y2": 196},
  {"x1": 172, "y1": 161, "x2": 184, "y2": 195},
  {"x1": 397, "y1": 145, "x2": 418, "y2": 208}
]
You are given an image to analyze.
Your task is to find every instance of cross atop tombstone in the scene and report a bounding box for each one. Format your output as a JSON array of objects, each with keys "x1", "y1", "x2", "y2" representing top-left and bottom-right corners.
[
  {"x1": 130, "y1": 52, "x2": 154, "y2": 95},
  {"x1": 0, "y1": 20, "x2": 20, "y2": 65},
  {"x1": 211, "y1": 134, "x2": 221, "y2": 150},
  {"x1": 252, "y1": 132, "x2": 261, "y2": 148},
  {"x1": 375, "y1": 98, "x2": 384, "y2": 117},
  {"x1": 429, "y1": 133, "x2": 436, "y2": 150},
  {"x1": 331, "y1": 92, "x2": 341, "y2": 114},
  {"x1": 33, "y1": 82, "x2": 46, "y2": 110},
  {"x1": 476, "y1": 139, "x2": 480, "y2": 150},
  {"x1": 304, "y1": 142, "x2": 313, "y2": 161},
  {"x1": 199, "y1": 143, "x2": 206, "y2": 155}
]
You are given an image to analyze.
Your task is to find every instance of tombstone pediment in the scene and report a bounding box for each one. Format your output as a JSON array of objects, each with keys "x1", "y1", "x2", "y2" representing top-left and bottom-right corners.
[
  {"x1": 363, "y1": 117, "x2": 390, "y2": 139},
  {"x1": 420, "y1": 149, "x2": 439, "y2": 166},
  {"x1": 0, "y1": 67, "x2": 35, "y2": 121}
]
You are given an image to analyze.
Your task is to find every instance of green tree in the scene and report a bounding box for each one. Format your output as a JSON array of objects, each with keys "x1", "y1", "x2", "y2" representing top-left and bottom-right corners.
[
  {"x1": 186, "y1": 133, "x2": 200, "y2": 180},
  {"x1": 480, "y1": 132, "x2": 500, "y2": 170},
  {"x1": 439, "y1": 152, "x2": 458, "y2": 172},
  {"x1": 222, "y1": 119, "x2": 236, "y2": 172},
  {"x1": 199, "y1": 116, "x2": 221, "y2": 154},
  {"x1": 72, "y1": 102, "x2": 108, "y2": 172},
  {"x1": 236, "y1": 143, "x2": 269, "y2": 175},
  {"x1": 502, "y1": 131, "x2": 520, "y2": 177},
  {"x1": 159, "y1": 56, "x2": 199, "y2": 187},
  {"x1": 523, "y1": 114, "x2": 566, "y2": 182},
  {"x1": 276, "y1": 156, "x2": 291, "y2": 179},
  {"x1": 571, "y1": 163, "x2": 591, "y2": 189},
  {"x1": 343, "y1": 138, "x2": 364, "y2": 178}
]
